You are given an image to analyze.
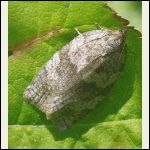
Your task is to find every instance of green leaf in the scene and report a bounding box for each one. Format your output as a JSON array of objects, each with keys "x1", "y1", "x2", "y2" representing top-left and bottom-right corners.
[
  {"x1": 8, "y1": 1, "x2": 142, "y2": 149},
  {"x1": 9, "y1": 119, "x2": 141, "y2": 149},
  {"x1": 107, "y1": 1, "x2": 142, "y2": 32}
]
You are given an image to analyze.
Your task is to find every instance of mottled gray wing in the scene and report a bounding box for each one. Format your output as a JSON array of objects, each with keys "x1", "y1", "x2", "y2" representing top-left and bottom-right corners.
[{"x1": 24, "y1": 29, "x2": 126, "y2": 130}]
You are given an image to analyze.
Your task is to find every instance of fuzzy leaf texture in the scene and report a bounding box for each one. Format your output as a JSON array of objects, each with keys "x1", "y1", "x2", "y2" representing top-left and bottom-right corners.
[{"x1": 8, "y1": 1, "x2": 142, "y2": 149}]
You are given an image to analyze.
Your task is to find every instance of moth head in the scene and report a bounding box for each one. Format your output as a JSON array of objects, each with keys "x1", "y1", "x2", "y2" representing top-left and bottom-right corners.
[{"x1": 103, "y1": 29, "x2": 126, "y2": 51}]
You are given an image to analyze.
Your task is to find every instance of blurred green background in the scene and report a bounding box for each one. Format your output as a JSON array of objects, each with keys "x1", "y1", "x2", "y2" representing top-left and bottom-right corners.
[{"x1": 107, "y1": 1, "x2": 142, "y2": 32}]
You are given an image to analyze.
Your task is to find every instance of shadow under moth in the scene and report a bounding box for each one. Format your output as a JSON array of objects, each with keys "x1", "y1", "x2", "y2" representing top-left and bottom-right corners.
[{"x1": 24, "y1": 29, "x2": 127, "y2": 130}]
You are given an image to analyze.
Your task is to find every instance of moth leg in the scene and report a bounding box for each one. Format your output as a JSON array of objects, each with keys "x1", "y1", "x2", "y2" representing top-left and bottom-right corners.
[{"x1": 57, "y1": 117, "x2": 68, "y2": 131}]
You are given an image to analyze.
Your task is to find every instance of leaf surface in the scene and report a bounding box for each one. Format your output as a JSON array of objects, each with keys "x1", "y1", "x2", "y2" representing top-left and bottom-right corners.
[{"x1": 8, "y1": 1, "x2": 142, "y2": 149}]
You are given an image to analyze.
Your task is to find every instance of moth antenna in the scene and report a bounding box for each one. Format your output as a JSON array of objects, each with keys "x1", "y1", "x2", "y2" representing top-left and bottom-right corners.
[
  {"x1": 95, "y1": 23, "x2": 104, "y2": 29},
  {"x1": 74, "y1": 28, "x2": 83, "y2": 36}
]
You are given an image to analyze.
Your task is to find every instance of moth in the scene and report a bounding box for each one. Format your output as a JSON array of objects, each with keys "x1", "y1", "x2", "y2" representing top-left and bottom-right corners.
[{"x1": 24, "y1": 29, "x2": 127, "y2": 130}]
